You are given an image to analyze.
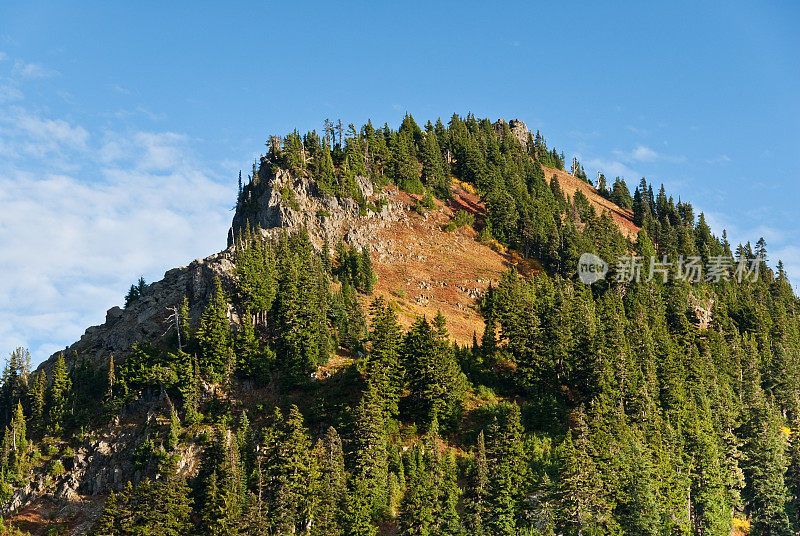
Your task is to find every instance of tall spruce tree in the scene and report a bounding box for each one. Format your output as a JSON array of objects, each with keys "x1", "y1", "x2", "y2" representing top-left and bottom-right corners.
[{"x1": 197, "y1": 277, "x2": 232, "y2": 382}]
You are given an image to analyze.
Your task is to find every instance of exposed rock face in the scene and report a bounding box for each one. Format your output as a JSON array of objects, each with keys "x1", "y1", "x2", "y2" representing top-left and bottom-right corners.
[
  {"x1": 38, "y1": 166, "x2": 404, "y2": 377},
  {"x1": 2, "y1": 388, "x2": 203, "y2": 518},
  {"x1": 228, "y1": 166, "x2": 403, "y2": 252},
  {"x1": 11, "y1": 120, "x2": 537, "y2": 530},
  {"x1": 38, "y1": 251, "x2": 237, "y2": 376},
  {"x1": 493, "y1": 118, "x2": 530, "y2": 148}
]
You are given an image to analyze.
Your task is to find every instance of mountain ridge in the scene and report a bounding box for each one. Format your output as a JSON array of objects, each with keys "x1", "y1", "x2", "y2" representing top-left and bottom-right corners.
[{"x1": 38, "y1": 118, "x2": 637, "y2": 375}]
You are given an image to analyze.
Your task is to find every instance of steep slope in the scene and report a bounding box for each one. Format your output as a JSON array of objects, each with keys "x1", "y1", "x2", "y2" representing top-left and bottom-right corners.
[
  {"x1": 39, "y1": 148, "x2": 638, "y2": 373},
  {"x1": 10, "y1": 115, "x2": 796, "y2": 536},
  {"x1": 542, "y1": 165, "x2": 639, "y2": 238},
  {"x1": 16, "y1": 118, "x2": 646, "y2": 533}
]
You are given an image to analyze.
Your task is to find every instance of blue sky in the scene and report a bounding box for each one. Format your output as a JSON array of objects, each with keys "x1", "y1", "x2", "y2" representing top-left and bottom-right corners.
[{"x1": 1, "y1": 1, "x2": 798, "y2": 365}]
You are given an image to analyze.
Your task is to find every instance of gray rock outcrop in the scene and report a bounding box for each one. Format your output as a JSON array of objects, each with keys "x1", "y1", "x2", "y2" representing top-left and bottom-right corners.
[
  {"x1": 494, "y1": 118, "x2": 530, "y2": 148},
  {"x1": 38, "y1": 251, "x2": 237, "y2": 375},
  {"x1": 228, "y1": 166, "x2": 403, "y2": 253}
]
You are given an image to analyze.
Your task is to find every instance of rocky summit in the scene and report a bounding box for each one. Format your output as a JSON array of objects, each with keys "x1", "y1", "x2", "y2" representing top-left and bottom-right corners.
[{"x1": 3, "y1": 114, "x2": 795, "y2": 536}]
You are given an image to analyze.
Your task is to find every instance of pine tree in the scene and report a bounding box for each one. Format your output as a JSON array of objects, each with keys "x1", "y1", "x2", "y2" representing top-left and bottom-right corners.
[
  {"x1": 105, "y1": 355, "x2": 115, "y2": 402},
  {"x1": 617, "y1": 433, "x2": 660, "y2": 536},
  {"x1": 366, "y1": 297, "x2": 402, "y2": 418},
  {"x1": 10, "y1": 402, "x2": 26, "y2": 456},
  {"x1": 273, "y1": 236, "x2": 329, "y2": 378},
  {"x1": 168, "y1": 400, "x2": 180, "y2": 451},
  {"x1": 235, "y1": 313, "x2": 262, "y2": 380},
  {"x1": 29, "y1": 371, "x2": 45, "y2": 432},
  {"x1": 786, "y1": 415, "x2": 800, "y2": 532},
  {"x1": 199, "y1": 429, "x2": 244, "y2": 536},
  {"x1": 197, "y1": 277, "x2": 232, "y2": 382},
  {"x1": 315, "y1": 426, "x2": 347, "y2": 536},
  {"x1": 344, "y1": 478, "x2": 378, "y2": 536},
  {"x1": 555, "y1": 408, "x2": 611, "y2": 536},
  {"x1": 261, "y1": 406, "x2": 319, "y2": 534},
  {"x1": 360, "y1": 246, "x2": 376, "y2": 294},
  {"x1": 435, "y1": 444, "x2": 461, "y2": 535},
  {"x1": 181, "y1": 355, "x2": 202, "y2": 425},
  {"x1": 402, "y1": 317, "x2": 466, "y2": 428},
  {"x1": 92, "y1": 490, "x2": 119, "y2": 536},
  {"x1": 421, "y1": 130, "x2": 449, "y2": 199},
  {"x1": 742, "y1": 399, "x2": 791, "y2": 536},
  {"x1": 179, "y1": 295, "x2": 192, "y2": 352},
  {"x1": 48, "y1": 353, "x2": 71, "y2": 434},
  {"x1": 136, "y1": 459, "x2": 194, "y2": 536},
  {"x1": 464, "y1": 430, "x2": 489, "y2": 536},
  {"x1": 352, "y1": 383, "x2": 389, "y2": 520},
  {"x1": 95, "y1": 458, "x2": 193, "y2": 536},
  {"x1": 398, "y1": 445, "x2": 435, "y2": 536},
  {"x1": 485, "y1": 403, "x2": 528, "y2": 536}
]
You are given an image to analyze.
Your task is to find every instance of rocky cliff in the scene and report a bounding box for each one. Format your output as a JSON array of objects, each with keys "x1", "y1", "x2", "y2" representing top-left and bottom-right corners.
[
  {"x1": 228, "y1": 165, "x2": 402, "y2": 251},
  {"x1": 37, "y1": 252, "x2": 236, "y2": 377},
  {"x1": 15, "y1": 163, "x2": 412, "y2": 528},
  {"x1": 37, "y1": 165, "x2": 405, "y2": 376}
]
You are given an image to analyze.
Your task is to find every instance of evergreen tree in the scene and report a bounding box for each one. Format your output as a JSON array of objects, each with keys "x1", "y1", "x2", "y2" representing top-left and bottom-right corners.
[
  {"x1": 398, "y1": 445, "x2": 435, "y2": 536},
  {"x1": 197, "y1": 277, "x2": 232, "y2": 382},
  {"x1": 261, "y1": 406, "x2": 319, "y2": 534},
  {"x1": 352, "y1": 383, "x2": 389, "y2": 520},
  {"x1": 105, "y1": 355, "x2": 115, "y2": 402},
  {"x1": 366, "y1": 297, "x2": 402, "y2": 418},
  {"x1": 742, "y1": 398, "x2": 791, "y2": 536},
  {"x1": 485, "y1": 403, "x2": 528, "y2": 536},
  {"x1": 29, "y1": 371, "x2": 45, "y2": 432},
  {"x1": 315, "y1": 426, "x2": 347, "y2": 536},
  {"x1": 464, "y1": 430, "x2": 489, "y2": 536},
  {"x1": 555, "y1": 409, "x2": 613, "y2": 536},
  {"x1": 360, "y1": 246, "x2": 376, "y2": 294},
  {"x1": 47, "y1": 353, "x2": 71, "y2": 433},
  {"x1": 179, "y1": 296, "x2": 192, "y2": 352},
  {"x1": 402, "y1": 317, "x2": 466, "y2": 428}
]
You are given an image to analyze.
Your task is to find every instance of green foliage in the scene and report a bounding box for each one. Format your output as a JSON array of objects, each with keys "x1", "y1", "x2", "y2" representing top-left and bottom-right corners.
[
  {"x1": 47, "y1": 353, "x2": 71, "y2": 434},
  {"x1": 124, "y1": 277, "x2": 148, "y2": 308},
  {"x1": 401, "y1": 314, "x2": 466, "y2": 430},
  {"x1": 453, "y1": 209, "x2": 475, "y2": 228},
  {"x1": 279, "y1": 184, "x2": 301, "y2": 211},
  {"x1": 93, "y1": 458, "x2": 193, "y2": 536},
  {"x1": 47, "y1": 458, "x2": 65, "y2": 477},
  {"x1": 271, "y1": 233, "x2": 332, "y2": 378},
  {"x1": 5, "y1": 114, "x2": 800, "y2": 536},
  {"x1": 366, "y1": 297, "x2": 403, "y2": 418},
  {"x1": 609, "y1": 177, "x2": 633, "y2": 209},
  {"x1": 315, "y1": 426, "x2": 347, "y2": 535},
  {"x1": 258, "y1": 406, "x2": 319, "y2": 534},
  {"x1": 334, "y1": 242, "x2": 377, "y2": 294},
  {"x1": 197, "y1": 277, "x2": 232, "y2": 382}
]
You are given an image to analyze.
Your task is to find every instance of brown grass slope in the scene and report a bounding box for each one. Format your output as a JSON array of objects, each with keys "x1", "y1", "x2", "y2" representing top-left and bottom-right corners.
[{"x1": 367, "y1": 168, "x2": 638, "y2": 346}]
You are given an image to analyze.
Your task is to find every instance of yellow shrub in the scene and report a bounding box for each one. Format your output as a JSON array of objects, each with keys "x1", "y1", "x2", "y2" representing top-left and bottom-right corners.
[{"x1": 732, "y1": 517, "x2": 750, "y2": 535}]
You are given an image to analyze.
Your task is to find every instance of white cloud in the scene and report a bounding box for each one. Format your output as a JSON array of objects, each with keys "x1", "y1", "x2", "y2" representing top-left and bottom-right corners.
[
  {"x1": 0, "y1": 107, "x2": 89, "y2": 158},
  {"x1": 630, "y1": 145, "x2": 659, "y2": 162},
  {"x1": 0, "y1": 106, "x2": 233, "y2": 365},
  {"x1": 585, "y1": 157, "x2": 640, "y2": 180},
  {"x1": 706, "y1": 154, "x2": 731, "y2": 165},
  {"x1": 0, "y1": 83, "x2": 23, "y2": 104},
  {"x1": 17, "y1": 112, "x2": 89, "y2": 148},
  {"x1": 613, "y1": 144, "x2": 686, "y2": 164},
  {"x1": 12, "y1": 60, "x2": 59, "y2": 80},
  {"x1": 0, "y1": 52, "x2": 7, "y2": 61}
]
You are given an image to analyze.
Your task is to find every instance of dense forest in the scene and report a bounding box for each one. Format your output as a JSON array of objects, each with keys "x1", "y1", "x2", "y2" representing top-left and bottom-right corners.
[{"x1": 2, "y1": 113, "x2": 799, "y2": 536}]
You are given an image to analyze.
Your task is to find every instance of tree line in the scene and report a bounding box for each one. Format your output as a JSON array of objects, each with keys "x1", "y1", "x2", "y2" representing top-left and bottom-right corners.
[{"x1": 1, "y1": 113, "x2": 798, "y2": 535}]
